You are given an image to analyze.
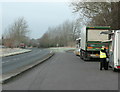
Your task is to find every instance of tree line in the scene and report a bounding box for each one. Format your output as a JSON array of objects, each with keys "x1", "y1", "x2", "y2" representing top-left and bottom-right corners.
[
  {"x1": 39, "y1": 1, "x2": 120, "y2": 48},
  {"x1": 2, "y1": 1, "x2": 120, "y2": 48},
  {"x1": 38, "y1": 20, "x2": 81, "y2": 48}
]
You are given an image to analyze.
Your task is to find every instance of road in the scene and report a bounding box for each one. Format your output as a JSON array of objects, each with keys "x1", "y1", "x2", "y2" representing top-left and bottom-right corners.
[
  {"x1": 3, "y1": 51, "x2": 118, "y2": 90},
  {"x1": 2, "y1": 48, "x2": 50, "y2": 74}
]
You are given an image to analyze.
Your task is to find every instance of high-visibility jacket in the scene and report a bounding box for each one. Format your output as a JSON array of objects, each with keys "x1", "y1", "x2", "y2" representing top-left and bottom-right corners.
[{"x1": 100, "y1": 48, "x2": 107, "y2": 58}]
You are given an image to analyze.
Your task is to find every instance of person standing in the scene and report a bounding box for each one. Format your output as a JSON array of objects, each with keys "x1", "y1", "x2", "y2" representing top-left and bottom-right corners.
[{"x1": 100, "y1": 46, "x2": 109, "y2": 70}]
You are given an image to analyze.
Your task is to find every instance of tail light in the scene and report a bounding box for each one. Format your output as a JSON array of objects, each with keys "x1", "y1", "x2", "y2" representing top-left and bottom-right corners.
[
  {"x1": 87, "y1": 47, "x2": 93, "y2": 49},
  {"x1": 105, "y1": 47, "x2": 108, "y2": 49},
  {"x1": 117, "y1": 66, "x2": 120, "y2": 69}
]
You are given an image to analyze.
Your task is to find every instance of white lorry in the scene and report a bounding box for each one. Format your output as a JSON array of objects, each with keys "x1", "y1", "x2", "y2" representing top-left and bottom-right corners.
[
  {"x1": 109, "y1": 30, "x2": 120, "y2": 71},
  {"x1": 80, "y1": 26, "x2": 110, "y2": 60}
]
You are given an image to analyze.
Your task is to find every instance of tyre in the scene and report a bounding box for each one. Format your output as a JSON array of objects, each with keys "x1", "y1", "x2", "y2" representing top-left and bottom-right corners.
[
  {"x1": 113, "y1": 68, "x2": 117, "y2": 72},
  {"x1": 80, "y1": 50, "x2": 83, "y2": 59},
  {"x1": 83, "y1": 51, "x2": 89, "y2": 61}
]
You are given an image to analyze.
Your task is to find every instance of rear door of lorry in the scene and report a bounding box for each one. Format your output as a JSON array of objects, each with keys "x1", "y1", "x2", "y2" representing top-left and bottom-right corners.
[
  {"x1": 87, "y1": 28, "x2": 109, "y2": 51},
  {"x1": 87, "y1": 29, "x2": 109, "y2": 42}
]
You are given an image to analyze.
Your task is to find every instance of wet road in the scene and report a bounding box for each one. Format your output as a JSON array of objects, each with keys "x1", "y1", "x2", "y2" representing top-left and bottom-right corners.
[
  {"x1": 3, "y1": 51, "x2": 118, "y2": 90},
  {"x1": 2, "y1": 48, "x2": 50, "y2": 74}
]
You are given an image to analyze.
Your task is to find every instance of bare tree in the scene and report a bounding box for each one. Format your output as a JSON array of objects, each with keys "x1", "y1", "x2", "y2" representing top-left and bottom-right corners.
[
  {"x1": 70, "y1": 1, "x2": 120, "y2": 29},
  {"x1": 3, "y1": 17, "x2": 30, "y2": 48},
  {"x1": 39, "y1": 20, "x2": 81, "y2": 48}
]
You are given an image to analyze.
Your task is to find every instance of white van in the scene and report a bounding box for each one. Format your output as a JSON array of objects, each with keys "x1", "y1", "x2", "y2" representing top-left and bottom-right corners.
[{"x1": 109, "y1": 30, "x2": 120, "y2": 71}]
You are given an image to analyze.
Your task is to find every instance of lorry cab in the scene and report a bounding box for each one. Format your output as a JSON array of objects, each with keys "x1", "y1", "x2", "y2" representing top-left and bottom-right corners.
[
  {"x1": 75, "y1": 38, "x2": 81, "y2": 56},
  {"x1": 109, "y1": 30, "x2": 120, "y2": 71}
]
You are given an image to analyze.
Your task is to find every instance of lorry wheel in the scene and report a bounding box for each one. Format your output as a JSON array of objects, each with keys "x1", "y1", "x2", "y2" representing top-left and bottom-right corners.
[
  {"x1": 83, "y1": 52, "x2": 88, "y2": 61},
  {"x1": 83, "y1": 56, "x2": 87, "y2": 61},
  {"x1": 82, "y1": 52, "x2": 86, "y2": 61},
  {"x1": 83, "y1": 57, "x2": 88, "y2": 61},
  {"x1": 80, "y1": 50, "x2": 83, "y2": 59}
]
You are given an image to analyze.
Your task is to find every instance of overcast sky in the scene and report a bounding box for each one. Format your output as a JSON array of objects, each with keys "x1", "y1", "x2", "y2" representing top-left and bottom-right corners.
[{"x1": 2, "y1": 2, "x2": 76, "y2": 39}]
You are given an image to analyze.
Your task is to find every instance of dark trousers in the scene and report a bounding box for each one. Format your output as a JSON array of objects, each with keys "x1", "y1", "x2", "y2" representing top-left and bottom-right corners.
[{"x1": 100, "y1": 58, "x2": 108, "y2": 70}]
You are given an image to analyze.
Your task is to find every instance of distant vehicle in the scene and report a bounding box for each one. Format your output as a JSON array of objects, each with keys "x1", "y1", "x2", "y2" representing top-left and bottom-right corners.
[
  {"x1": 0, "y1": 45, "x2": 6, "y2": 48},
  {"x1": 80, "y1": 26, "x2": 110, "y2": 60},
  {"x1": 19, "y1": 43, "x2": 25, "y2": 48},
  {"x1": 108, "y1": 30, "x2": 120, "y2": 71},
  {"x1": 75, "y1": 38, "x2": 81, "y2": 56}
]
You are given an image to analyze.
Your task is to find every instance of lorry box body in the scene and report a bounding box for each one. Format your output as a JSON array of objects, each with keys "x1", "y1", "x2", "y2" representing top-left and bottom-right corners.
[
  {"x1": 80, "y1": 26, "x2": 110, "y2": 60},
  {"x1": 109, "y1": 30, "x2": 120, "y2": 71}
]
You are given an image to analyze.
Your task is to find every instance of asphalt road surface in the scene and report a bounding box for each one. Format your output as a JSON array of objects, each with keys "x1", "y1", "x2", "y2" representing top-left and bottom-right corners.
[
  {"x1": 2, "y1": 48, "x2": 50, "y2": 74},
  {"x1": 3, "y1": 51, "x2": 118, "y2": 90}
]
